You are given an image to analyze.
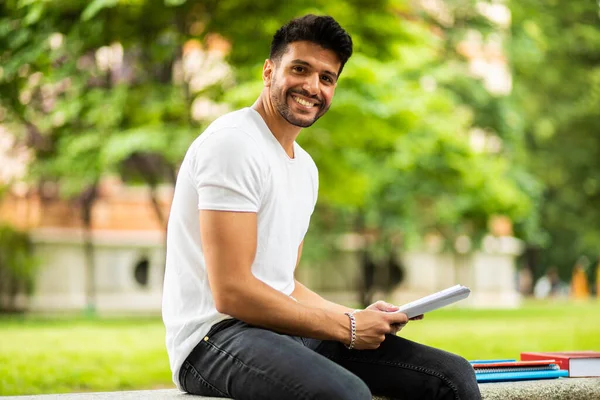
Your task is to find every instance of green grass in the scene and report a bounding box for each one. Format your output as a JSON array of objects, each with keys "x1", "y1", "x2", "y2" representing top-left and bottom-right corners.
[
  {"x1": 0, "y1": 317, "x2": 172, "y2": 396},
  {"x1": 1, "y1": 300, "x2": 599, "y2": 396},
  {"x1": 401, "y1": 299, "x2": 600, "y2": 360}
]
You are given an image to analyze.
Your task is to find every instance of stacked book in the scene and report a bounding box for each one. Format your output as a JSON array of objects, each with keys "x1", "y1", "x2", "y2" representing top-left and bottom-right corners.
[
  {"x1": 470, "y1": 359, "x2": 568, "y2": 383},
  {"x1": 521, "y1": 351, "x2": 600, "y2": 378}
]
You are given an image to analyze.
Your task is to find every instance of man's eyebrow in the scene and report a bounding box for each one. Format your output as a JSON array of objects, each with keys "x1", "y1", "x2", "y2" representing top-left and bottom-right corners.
[{"x1": 290, "y1": 59, "x2": 338, "y2": 81}]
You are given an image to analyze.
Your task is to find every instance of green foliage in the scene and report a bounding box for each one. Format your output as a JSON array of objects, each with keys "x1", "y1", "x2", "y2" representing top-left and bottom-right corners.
[
  {"x1": 0, "y1": 0, "x2": 203, "y2": 198},
  {"x1": 82, "y1": 0, "x2": 120, "y2": 21},
  {"x1": 0, "y1": 0, "x2": 545, "y2": 261},
  {"x1": 508, "y1": 0, "x2": 600, "y2": 279},
  {"x1": 1, "y1": 300, "x2": 599, "y2": 395},
  {"x1": 219, "y1": 1, "x2": 537, "y2": 252},
  {"x1": 0, "y1": 225, "x2": 37, "y2": 312}
]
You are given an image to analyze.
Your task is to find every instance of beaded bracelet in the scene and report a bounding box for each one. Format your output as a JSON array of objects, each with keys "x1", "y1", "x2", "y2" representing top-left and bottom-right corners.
[{"x1": 344, "y1": 311, "x2": 357, "y2": 350}]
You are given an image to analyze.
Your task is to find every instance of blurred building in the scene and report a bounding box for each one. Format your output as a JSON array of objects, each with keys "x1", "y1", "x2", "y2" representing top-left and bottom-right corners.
[
  {"x1": 299, "y1": 228, "x2": 524, "y2": 310},
  {"x1": 0, "y1": 178, "x2": 524, "y2": 313},
  {"x1": 0, "y1": 178, "x2": 170, "y2": 313}
]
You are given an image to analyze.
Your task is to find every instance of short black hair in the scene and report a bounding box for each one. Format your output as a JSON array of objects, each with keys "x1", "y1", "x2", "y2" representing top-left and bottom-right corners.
[{"x1": 269, "y1": 14, "x2": 353, "y2": 76}]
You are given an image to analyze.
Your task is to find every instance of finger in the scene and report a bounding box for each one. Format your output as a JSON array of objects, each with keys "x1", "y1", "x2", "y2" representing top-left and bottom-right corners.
[
  {"x1": 366, "y1": 301, "x2": 385, "y2": 311},
  {"x1": 388, "y1": 312, "x2": 409, "y2": 324},
  {"x1": 389, "y1": 323, "x2": 398, "y2": 335},
  {"x1": 390, "y1": 323, "x2": 406, "y2": 335},
  {"x1": 372, "y1": 301, "x2": 399, "y2": 312},
  {"x1": 395, "y1": 323, "x2": 407, "y2": 334}
]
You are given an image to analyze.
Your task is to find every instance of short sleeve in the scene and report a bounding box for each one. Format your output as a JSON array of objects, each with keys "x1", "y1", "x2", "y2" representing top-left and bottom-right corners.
[
  {"x1": 310, "y1": 159, "x2": 319, "y2": 208},
  {"x1": 188, "y1": 128, "x2": 266, "y2": 212}
]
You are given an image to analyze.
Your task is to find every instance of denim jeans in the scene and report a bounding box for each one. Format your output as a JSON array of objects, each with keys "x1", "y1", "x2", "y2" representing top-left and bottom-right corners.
[{"x1": 179, "y1": 319, "x2": 481, "y2": 400}]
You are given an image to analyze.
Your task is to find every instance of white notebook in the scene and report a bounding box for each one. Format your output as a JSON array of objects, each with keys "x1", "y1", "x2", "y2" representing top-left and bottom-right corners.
[{"x1": 395, "y1": 284, "x2": 471, "y2": 318}]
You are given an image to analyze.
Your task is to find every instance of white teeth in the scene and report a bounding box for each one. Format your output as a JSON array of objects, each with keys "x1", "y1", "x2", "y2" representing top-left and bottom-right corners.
[{"x1": 293, "y1": 96, "x2": 315, "y2": 108}]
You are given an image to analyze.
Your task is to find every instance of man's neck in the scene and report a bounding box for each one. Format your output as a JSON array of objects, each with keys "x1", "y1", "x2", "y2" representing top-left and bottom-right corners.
[{"x1": 252, "y1": 92, "x2": 301, "y2": 158}]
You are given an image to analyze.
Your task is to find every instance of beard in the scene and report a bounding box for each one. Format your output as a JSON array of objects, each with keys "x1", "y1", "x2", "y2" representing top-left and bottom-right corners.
[{"x1": 270, "y1": 78, "x2": 329, "y2": 128}]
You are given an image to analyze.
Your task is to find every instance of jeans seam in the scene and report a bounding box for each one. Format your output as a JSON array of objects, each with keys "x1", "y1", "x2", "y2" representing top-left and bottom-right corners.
[
  {"x1": 179, "y1": 362, "x2": 190, "y2": 393},
  {"x1": 204, "y1": 339, "x2": 313, "y2": 400},
  {"x1": 332, "y1": 357, "x2": 461, "y2": 400},
  {"x1": 186, "y1": 361, "x2": 231, "y2": 397}
]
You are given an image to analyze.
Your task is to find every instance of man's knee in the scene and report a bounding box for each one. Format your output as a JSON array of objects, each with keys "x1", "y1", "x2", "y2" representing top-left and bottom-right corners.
[
  {"x1": 311, "y1": 374, "x2": 371, "y2": 400},
  {"x1": 445, "y1": 352, "x2": 472, "y2": 372},
  {"x1": 443, "y1": 353, "x2": 480, "y2": 400}
]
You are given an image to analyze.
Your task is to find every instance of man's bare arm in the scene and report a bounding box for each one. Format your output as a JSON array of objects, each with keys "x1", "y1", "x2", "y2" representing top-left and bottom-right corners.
[
  {"x1": 200, "y1": 210, "x2": 349, "y2": 342},
  {"x1": 200, "y1": 210, "x2": 409, "y2": 349},
  {"x1": 291, "y1": 240, "x2": 421, "y2": 333},
  {"x1": 291, "y1": 241, "x2": 351, "y2": 314}
]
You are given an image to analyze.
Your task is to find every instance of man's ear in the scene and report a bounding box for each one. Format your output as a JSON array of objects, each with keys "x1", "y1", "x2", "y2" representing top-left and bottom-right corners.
[{"x1": 263, "y1": 59, "x2": 274, "y2": 87}]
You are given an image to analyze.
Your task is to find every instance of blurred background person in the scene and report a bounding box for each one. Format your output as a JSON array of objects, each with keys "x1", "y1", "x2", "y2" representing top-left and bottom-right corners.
[
  {"x1": 571, "y1": 257, "x2": 591, "y2": 300},
  {"x1": 517, "y1": 266, "x2": 533, "y2": 297},
  {"x1": 534, "y1": 266, "x2": 565, "y2": 299}
]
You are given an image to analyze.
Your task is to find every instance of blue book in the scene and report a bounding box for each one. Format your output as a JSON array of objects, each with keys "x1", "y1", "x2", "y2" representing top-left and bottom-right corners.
[
  {"x1": 470, "y1": 359, "x2": 515, "y2": 364},
  {"x1": 476, "y1": 365, "x2": 559, "y2": 374},
  {"x1": 476, "y1": 369, "x2": 569, "y2": 383}
]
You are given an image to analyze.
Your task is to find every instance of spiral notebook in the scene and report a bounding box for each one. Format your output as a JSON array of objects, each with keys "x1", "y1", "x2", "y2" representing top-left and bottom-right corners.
[
  {"x1": 470, "y1": 359, "x2": 568, "y2": 383},
  {"x1": 475, "y1": 369, "x2": 568, "y2": 382}
]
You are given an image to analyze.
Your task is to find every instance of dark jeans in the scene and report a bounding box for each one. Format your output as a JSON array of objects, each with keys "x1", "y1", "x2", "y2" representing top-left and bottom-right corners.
[{"x1": 179, "y1": 319, "x2": 481, "y2": 400}]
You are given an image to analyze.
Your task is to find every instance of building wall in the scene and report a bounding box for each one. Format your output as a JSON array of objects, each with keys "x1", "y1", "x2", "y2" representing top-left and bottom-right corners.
[
  {"x1": 1, "y1": 179, "x2": 522, "y2": 313},
  {"x1": 299, "y1": 245, "x2": 522, "y2": 310},
  {"x1": 0, "y1": 179, "x2": 173, "y2": 232},
  {"x1": 18, "y1": 228, "x2": 165, "y2": 313}
]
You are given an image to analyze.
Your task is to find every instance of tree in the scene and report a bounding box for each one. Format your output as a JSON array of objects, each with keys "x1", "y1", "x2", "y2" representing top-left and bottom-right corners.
[
  {"x1": 508, "y1": 0, "x2": 600, "y2": 283},
  {"x1": 1, "y1": 0, "x2": 541, "y2": 308},
  {"x1": 203, "y1": 0, "x2": 538, "y2": 303},
  {"x1": 0, "y1": 0, "x2": 200, "y2": 311}
]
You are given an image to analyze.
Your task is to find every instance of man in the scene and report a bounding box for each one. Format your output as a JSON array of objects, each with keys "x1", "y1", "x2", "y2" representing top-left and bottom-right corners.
[{"x1": 163, "y1": 14, "x2": 481, "y2": 400}]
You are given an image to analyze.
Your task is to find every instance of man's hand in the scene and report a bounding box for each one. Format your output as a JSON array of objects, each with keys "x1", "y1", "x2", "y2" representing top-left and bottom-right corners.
[
  {"x1": 366, "y1": 300, "x2": 399, "y2": 313},
  {"x1": 362, "y1": 300, "x2": 425, "y2": 336},
  {"x1": 351, "y1": 309, "x2": 408, "y2": 350}
]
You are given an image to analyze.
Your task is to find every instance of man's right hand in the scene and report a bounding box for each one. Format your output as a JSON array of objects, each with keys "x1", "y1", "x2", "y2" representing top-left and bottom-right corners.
[{"x1": 351, "y1": 310, "x2": 409, "y2": 350}]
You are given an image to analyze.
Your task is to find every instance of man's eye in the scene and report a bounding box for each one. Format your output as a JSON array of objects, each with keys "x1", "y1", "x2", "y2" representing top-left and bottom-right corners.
[
  {"x1": 293, "y1": 66, "x2": 305, "y2": 72},
  {"x1": 321, "y1": 75, "x2": 332, "y2": 83}
]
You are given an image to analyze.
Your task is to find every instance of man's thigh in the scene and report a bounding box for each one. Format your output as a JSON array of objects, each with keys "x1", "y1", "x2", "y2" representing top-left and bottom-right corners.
[
  {"x1": 180, "y1": 319, "x2": 370, "y2": 400},
  {"x1": 309, "y1": 334, "x2": 481, "y2": 400}
]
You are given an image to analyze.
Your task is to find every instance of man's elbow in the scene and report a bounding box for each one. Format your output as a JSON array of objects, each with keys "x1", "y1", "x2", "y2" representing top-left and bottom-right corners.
[
  {"x1": 213, "y1": 295, "x2": 232, "y2": 315},
  {"x1": 213, "y1": 287, "x2": 244, "y2": 316},
  {"x1": 209, "y1": 270, "x2": 255, "y2": 316}
]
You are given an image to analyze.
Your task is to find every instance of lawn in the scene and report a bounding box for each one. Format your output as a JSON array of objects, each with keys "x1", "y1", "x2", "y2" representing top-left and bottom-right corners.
[{"x1": 1, "y1": 299, "x2": 598, "y2": 396}]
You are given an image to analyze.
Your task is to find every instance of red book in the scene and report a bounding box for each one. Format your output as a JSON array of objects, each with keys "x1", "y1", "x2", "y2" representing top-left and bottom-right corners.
[{"x1": 521, "y1": 351, "x2": 600, "y2": 377}]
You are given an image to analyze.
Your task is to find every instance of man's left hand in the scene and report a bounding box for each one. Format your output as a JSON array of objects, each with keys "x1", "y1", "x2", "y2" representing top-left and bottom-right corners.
[{"x1": 364, "y1": 300, "x2": 424, "y2": 335}]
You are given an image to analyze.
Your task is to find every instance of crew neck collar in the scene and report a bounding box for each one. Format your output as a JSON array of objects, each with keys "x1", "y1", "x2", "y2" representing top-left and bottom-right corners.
[{"x1": 247, "y1": 107, "x2": 298, "y2": 162}]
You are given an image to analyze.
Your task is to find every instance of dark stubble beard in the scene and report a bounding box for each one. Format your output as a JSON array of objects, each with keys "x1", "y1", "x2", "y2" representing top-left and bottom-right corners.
[{"x1": 270, "y1": 77, "x2": 329, "y2": 128}]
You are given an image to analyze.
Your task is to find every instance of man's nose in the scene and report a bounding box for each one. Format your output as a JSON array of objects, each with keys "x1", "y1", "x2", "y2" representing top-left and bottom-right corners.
[{"x1": 302, "y1": 73, "x2": 320, "y2": 96}]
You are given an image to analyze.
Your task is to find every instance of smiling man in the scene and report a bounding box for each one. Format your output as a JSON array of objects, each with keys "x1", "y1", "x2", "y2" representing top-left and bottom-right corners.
[{"x1": 162, "y1": 15, "x2": 481, "y2": 400}]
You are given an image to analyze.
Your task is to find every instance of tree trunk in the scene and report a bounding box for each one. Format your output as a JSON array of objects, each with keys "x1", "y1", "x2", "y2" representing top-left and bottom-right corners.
[
  {"x1": 355, "y1": 212, "x2": 374, "y2": 307},
  {"x1": 80, "y1": 184, "x2": 98, "y2": 315},
  {"x1": 130, "y1": 154, "x2": 170, "y2": 277}
]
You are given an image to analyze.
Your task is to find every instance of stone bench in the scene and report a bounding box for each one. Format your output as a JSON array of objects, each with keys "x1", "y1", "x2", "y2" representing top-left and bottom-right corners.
[{"x1": 4, "y1": 378, "x2": 600, "y2": 400}]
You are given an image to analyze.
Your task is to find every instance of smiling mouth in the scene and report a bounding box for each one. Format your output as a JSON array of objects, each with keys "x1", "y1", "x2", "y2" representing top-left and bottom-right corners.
[{"x1": 291, "y1": 95, "x2": 319, "y2": 108}]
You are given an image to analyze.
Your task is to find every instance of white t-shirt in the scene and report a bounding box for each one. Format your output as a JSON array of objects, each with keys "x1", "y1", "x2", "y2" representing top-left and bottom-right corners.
[{"x1": 162, "y1": 107, "x2": 319, "y2": 389}]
